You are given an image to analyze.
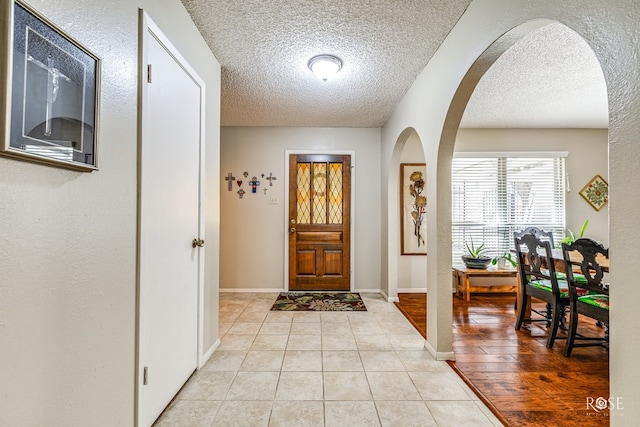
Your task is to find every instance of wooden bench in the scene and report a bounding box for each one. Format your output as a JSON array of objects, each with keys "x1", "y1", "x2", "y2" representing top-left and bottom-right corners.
[{"x1": 453, "y1": 266, "x2": 518, "y2": 301}]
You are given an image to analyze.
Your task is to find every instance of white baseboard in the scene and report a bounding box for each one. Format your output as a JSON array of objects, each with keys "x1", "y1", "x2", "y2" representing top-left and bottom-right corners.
[
  {"x1": 356, "y1": 288, "x2": 383, "y2": 295},
  {"x1": 220, "y1": 288, "x2": 394, "y2": 298},
  {"x1": 377, "y1": 289, "x2": 399, "y2": 302},
  {"x1": 398, "y1": 288, "x2": 427, "y2": 293},
  {"x1": 424, "y1": 340, "x2": 455, "y2": 361},
  {"x1": 220, "y1": 288, "x2": 284, "y2": 293}
]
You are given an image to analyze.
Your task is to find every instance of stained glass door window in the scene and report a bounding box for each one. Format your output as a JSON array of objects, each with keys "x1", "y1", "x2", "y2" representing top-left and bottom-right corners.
[{"x1": 296, "y1": 161, "x2": 343, "y2": 225}]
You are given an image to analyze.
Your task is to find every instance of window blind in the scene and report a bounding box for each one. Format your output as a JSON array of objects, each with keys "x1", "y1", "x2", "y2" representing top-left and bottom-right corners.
[{"x1": 452, "y1": 156, "x2": 566, "y2": 264}]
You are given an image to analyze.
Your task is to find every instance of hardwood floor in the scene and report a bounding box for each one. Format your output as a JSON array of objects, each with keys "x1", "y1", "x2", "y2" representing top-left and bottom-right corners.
[{"x1": 395, "y1": 293, "x2": 610, "y2": 427}]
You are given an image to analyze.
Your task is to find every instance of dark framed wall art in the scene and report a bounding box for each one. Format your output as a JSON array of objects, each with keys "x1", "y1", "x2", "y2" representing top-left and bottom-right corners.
[
  {"x1": 400, "y1": 163, "x2": 427, "y2": 255},
  {"x1": 0, "y1": 0, "x2": 100, "y2": 171}
]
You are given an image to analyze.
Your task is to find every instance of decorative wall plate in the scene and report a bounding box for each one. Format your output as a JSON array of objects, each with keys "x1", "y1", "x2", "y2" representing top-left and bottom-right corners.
[{"x1": 579, "y1": 174, "x2": 608, "y2": 211}]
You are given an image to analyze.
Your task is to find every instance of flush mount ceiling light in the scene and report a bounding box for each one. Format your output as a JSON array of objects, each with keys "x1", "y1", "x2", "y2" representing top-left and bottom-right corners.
[{"x1": 308, "y1": 54, "x2": 343, "y2": 82}]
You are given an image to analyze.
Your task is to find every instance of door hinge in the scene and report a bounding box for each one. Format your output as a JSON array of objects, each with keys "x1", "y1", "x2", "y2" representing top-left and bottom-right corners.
[
  {"x1": 147, "y1": 64, "x2": 152, "y2": 83},
  {"x1": 143, "y1": 366, "x2": 148, "y2": 385}
]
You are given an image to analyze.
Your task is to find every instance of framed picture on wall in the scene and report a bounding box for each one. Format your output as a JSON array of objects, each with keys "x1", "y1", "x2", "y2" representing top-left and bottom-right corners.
[
  {"x1": 400, "y1": 163, "x2": 427, "y2": 255},
  {"x1": 579, "y1": 174, "x2": 609, "y2": 211},
  {"x1": 0, "y1": 0, "x2": 100, "y2": 171}
]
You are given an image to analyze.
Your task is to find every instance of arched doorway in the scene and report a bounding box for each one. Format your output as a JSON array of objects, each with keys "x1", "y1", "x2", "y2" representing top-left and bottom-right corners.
[
  {"x1": 387, "y1": 128, "x2": 428, "y2": 302},
  {"x1": 378, "y1": 2, "x2": 637, "y2": 421},
  {"x1": 441, "y1": 19, "x2": 609, "y2": 312},
  {"x1": 386, "y1": 18, "x2": 610, "y2": 358},
  {"x1": 435, "y1": 18, "x2": 609, "y2": 426}
]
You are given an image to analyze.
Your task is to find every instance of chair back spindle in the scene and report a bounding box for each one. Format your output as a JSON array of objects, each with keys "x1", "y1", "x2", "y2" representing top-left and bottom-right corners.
[{"x1": 520, "y1": 226, "x2": 555, "y2": 248}]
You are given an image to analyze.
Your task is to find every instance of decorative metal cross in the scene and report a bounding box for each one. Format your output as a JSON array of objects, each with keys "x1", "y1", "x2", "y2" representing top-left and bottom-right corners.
[
  {"x1": 265, "y1": 172, "x2": 277, "y2": 187},
  {"x1": 237, "y1": 188, "x2": 245, "y2": 199},
  {"x1": 224, "y1": 172, "x2": 235, "y2": 191},
  {"x1": 249, "y1": 176, "x2": 260, "y2": 193}
]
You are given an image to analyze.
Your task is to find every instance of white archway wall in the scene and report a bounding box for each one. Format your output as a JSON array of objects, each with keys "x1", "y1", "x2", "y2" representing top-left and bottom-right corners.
[
  {"x1": 381, "y1": 1, "x2": 639, "y2": 420},
  {"x1": 398, "y1": 132, "x2": 428, "y2": 292},
  {"x1": 383, "y1": 127, "x2": 417, "y2": 301},
  {"x1": 383, "y1": 128, "x2": 428, "y2": 302}
]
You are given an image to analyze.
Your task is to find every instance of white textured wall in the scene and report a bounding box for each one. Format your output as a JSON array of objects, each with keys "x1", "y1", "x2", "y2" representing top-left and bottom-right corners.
[
  {"x1": 381, "y1": 0, "x2": 638, "y2": 421},
  {"x1": 220, "y1": 127, "x2": 381, "y2": 292},
  {"x1": 0, "y1": 0, "x2": 220, "y2": 425},
  {"x1": 455, "y1": 128, "x2": 609, "y2": 245}
]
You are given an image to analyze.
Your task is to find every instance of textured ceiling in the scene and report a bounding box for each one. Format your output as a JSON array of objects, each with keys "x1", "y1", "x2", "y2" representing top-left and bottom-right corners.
[
  {"x1": 461, "y1": 22, "x2": 608, "y2": 128},
  {"x1": 180, "y1": 1, "x2": 608, "y2": 128}
]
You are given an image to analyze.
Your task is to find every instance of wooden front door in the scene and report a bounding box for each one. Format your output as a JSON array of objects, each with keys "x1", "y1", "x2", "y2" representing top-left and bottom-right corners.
[{"x1": 289, "y1": 154, "x2": 351, "y2": 291}]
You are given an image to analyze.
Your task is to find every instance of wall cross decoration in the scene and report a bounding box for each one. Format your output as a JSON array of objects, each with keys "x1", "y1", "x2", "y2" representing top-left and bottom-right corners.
[
  {"x1": 237, "y1": 188, "x2": 245, "y2": 199},
  {"x1": 249, "y1": 176, "x2": 260, "y2": 193},
  {"x1": 224, "y1": 172, "x2": 235, "y2": 191},
  {"x1": 266, "y1": 172, "x2": 277, "y2": 186}
]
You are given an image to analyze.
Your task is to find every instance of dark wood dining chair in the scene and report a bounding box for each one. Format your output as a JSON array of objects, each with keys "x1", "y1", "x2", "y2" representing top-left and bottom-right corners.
[
  {"x1": 561, "y1": 238, "x2": 609, "y2": 357},
  {"x1": 514, "y1": 230, "x2": 568, "y2": 348},
  {"x1": 513, "y1": 227, "x2": 555, "y2": 309}
]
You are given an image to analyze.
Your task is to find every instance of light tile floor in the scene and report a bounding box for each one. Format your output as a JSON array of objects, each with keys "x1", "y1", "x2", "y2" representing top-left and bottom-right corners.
[{"x1": 154, "y1": 292, "x2": 502, "y2": 427}]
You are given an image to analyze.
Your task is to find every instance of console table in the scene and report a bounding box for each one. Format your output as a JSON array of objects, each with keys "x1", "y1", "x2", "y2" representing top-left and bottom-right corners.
[{"x1": 453, "y1": 266, "x2": 518, "y2": 301}]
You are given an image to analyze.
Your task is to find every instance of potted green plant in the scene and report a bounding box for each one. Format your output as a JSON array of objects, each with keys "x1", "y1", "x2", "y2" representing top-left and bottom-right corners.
[
  {"x1": 558, "y1": 219, "x2": 589, "y2": 247},
  {"x1": 461, "y1": 238, "x2": 492, "y2": 269},
  {"x1": 491, "y1": 252, "x2": 517, "y2": 269}
]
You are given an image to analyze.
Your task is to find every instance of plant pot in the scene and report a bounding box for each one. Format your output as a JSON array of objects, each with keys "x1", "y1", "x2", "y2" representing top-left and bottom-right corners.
[{"x1": 461, "y1": 256, "x2": 491, "y2": 269}]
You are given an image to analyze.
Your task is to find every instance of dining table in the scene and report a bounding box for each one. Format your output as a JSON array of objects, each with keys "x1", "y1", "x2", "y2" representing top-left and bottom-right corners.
[{"x1": 552, "y1": 248, "x2": 609, "y2": 272}]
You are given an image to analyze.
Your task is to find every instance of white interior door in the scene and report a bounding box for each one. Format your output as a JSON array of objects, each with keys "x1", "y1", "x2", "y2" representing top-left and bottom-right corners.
[{"x1": 138, "y1": 14, "x2": 205, "y2": 427}]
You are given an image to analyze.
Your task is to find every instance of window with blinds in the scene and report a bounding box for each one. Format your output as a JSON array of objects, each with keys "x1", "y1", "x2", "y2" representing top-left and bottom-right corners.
[{"x1": 452, "y1": 154, "x2": 566, "y2": 264}]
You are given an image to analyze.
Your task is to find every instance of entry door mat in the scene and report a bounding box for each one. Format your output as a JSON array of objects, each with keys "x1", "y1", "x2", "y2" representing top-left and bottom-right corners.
[{"x1": 270, "y1": 292, "x2": 367, "y2": 311}]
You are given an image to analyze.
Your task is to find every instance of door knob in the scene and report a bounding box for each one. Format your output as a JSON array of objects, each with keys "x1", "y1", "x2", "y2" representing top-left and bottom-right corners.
[
  {"x1": 192, "y1": 238, "x2": 205, "y2": 248},
  {"x1": 290, "y1": 227, "x2": 296, "y2": 233}
]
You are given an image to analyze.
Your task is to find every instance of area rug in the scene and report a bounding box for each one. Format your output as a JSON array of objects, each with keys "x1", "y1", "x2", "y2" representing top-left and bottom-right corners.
[{"x1": 270, "y1": 292, "x2": 367, "y2": 311}]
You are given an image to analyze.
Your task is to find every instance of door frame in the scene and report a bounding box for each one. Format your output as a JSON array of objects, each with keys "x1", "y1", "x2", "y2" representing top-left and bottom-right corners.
[
  {"x1": 284, "y1": 150, "x2": 356, "y2": 292},
  {"x1": 136, "y1": 11, "x2": 207, "y2": 424}
]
